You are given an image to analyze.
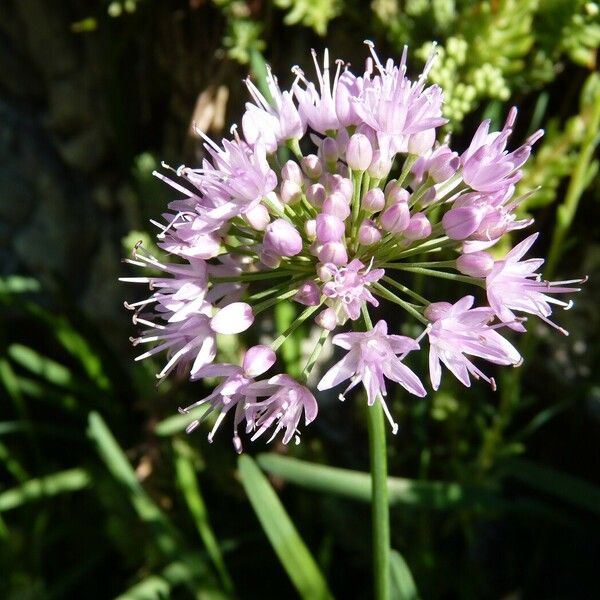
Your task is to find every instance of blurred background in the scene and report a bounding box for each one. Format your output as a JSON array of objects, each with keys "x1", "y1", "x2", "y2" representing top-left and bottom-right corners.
[{"x1": 1, "y1": 1, "x2": 599, "y2": 598}]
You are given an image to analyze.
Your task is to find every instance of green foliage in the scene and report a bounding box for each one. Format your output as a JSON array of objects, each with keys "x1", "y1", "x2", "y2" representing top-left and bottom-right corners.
[{"x1": 275, "y1": 0, "x2": 341, "y2": 35}]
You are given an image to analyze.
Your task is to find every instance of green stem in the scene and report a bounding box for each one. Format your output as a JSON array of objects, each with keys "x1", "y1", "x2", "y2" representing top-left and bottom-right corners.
[
  {"x1": 271, "y1": 303, "x2": 322, "y2": 351},
  {"x1": 361, "y1": 307, "x2": 391, "y2": 600},
  {"x1": 382, "y1": 265, "x2": 486, "y2": 288},
  {"x1": 545, "y1": 79, "x2": 600, "y2": 278},
  {"x1": 253, "y1": 288, "x2": 300, "y2": 315},
  {"x1": 381, "y1": 276, "x2": 430, "y2": 305},
  {"x1": 300, "y1": 327, "x2": 330, "y2": 383},
  {"x1": 372, "y1": 283, "x2": 429, "y2": 324}
]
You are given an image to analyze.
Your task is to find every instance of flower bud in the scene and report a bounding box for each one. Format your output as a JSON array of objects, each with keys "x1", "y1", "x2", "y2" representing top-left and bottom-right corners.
[
  {"x1": 424, "y1": 302, "x2": 453, "y2": 322},
  {"x1": 322, "y1": 192, "x2": 351, "y2": 221},
  {"x1": 456, "y1": 251, "x2": 494, "y2": 277},
  {"x1": 419, "y1": 187, "x2": 437, "y2": 208},
  {"x1": 408, "y1": 128, "x2": 436, "y2": 155},
  {"x1": 211, "y1": 302, "x2": 254, "y2": 334},
  {"x1": 321, "y1": 136, "x2": 339, "y2": 168},
  {"x1": 328, "y1": 174, "x2": 353, "y2": 202},
  {"x1": 294, "y1": 280, "x2": 321, "y2": 306},
  {"x1": 263, "y1": 218, "x2": 303, "y2": 256},
  {"x1": 316, "y1": 213, "x2": 345, "y2": 243},
  {"x1": 471, "y1": 211, "x2": 507, "y2": 241},
  {"x1": 315, "y1": 307, "x2": 338, "y2": 330},
  {"x1": 280, "y1": 179, "x2": 302, "y2": 205},
  {"x1": 362, "y1": 188, "x2": 385, "y2": 213},
  {"x1": 442, "y1": 207, "x2": 482, "y2": 240},
  {"x1": 346, "y1": 133, "x2": 373, "y2": 171},
  {"x1": 245, "y1": 203, "x2": 270, "y2": 231},
  {"x1": 385, "y1": 185, "x2": 410, "y2": 206},
  {"x1": 358, "y1": 220, "x2": 382, "y2": 245},
  {"x1": 301, "y1": 154, "x2": 322, "y2": 179},
  {"x1": 304, "y1": 219, "x2": 316, "y2": 239},
  {"x1": 368, "y1": 150, "x2": 392, "y2": 179},
  {"x1": 259, "y1": 251, "x2": 281, "y2": 269},
  {"x1": 281, "y1": 160, "x2": 303, "y2": 185},
  {"x1": 317, "y1": 263, "x2": 334, "y2": 282},
  {"x1": 403, "y1": 212, "x2": 432, "y2": 240},
  {"x1": 318, "y1": 242, "x2": 348, "y2": 266},
  {"x1": 306, "y1": 183, "x2": 326, "y2": 208},
  {"x1": 380, "y1": 201, "x2": 410, "y2": 233},
  {"x1": 428, "y1": 146, "x2": 459, "y2": 183},
  {"x1": 243, "y1": 345, "x2": 276, "y2": 377}
]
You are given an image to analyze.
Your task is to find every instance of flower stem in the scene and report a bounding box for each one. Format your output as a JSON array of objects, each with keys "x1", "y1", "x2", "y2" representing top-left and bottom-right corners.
[
  {"x1": 382, "y1": 265, "x2": 486, "y2": 288},
  {"x1": 361, "y1": 307, "x2": 391, "y2": 600},
  {"x1": 372, "y1": 283, "x2": 429, "y2": 324}
]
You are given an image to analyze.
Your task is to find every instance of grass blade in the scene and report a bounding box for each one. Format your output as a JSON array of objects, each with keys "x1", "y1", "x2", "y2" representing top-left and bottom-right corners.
[
  {"x1": 257, "y1": 454, "x2": 499, "y2": 510},
  {"x1": 238, "y1": 454, "x2": 333, "y2": 600},
  {"x1": 0, "y1": 468, "x2": 90, "y2": 512},
  {"x1": 499, "y1": 457, "x2": 600, "y2": 515},
  {"x1": 173, "y1": 439, "x2": 235, "y2": 594},
  {"x1": 390, "y1": 549, "x2": 420, "y2": 600}
]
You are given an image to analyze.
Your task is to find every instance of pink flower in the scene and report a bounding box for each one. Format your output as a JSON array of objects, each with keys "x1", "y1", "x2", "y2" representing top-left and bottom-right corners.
[
  {"x1": 317, "y1": 320, "x2": 426, "y2": 432},
  {"x1": 292, "y1": 49, "x2": 342, "y2": 134},
  {"x1": 352, "y1": 42, "x2": 446, "y2": 159},
  {"x1": 425, "y1": 296, "x2": 522, "y2": 391},
  {"x1": 461, "y1": 108, "x2": 543, "y2": 193},
  {"x1": 243, "y1": 375, "x2": 318, "y2": 445},
  {"x1": 181, "y1": 364, "x2": 253, "y2": 453},
  {"x1": 321, "y1": 259, "x2": 384, "y2": 322},
  {"x1": 486, "y1": 233, "x2": 585, "y2": 334},
  {"x1": 243, "y1": 67, "x2": 306, "y2": 151}
]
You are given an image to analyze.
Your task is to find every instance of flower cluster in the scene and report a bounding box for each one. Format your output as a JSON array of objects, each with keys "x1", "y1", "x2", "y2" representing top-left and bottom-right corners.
[{"x1": 122, "y1": 42, "x2": 585, "y2": 450}]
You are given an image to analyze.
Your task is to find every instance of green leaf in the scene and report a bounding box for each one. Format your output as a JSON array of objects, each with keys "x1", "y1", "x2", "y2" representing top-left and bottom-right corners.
[
  {"x1": 499, "y1": 458, "x2": 600, "y2": 515},
  {"x1": 257, "y1": 454, "x2": 499, "y2": 510},
  {"x1": 238, "y1": 455, "x2": 333, "y2": 600},
  {"x1": 87, "y1": 412, "x2": 179, "y2": 558},
  {"x1": 390, "y1": 550, "x2": 420, "y2": 600},
  {"x1": 173, "y1": 439, "x2": 234, "y2": 594},
  {"x1": 0, "y1": 468, "x2": 90, "y2": 512}
]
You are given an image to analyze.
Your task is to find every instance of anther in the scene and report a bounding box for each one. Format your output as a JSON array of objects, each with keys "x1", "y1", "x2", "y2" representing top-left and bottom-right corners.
[{"x1": 490, "y1": 377, "x2": 497, "y2": 392}]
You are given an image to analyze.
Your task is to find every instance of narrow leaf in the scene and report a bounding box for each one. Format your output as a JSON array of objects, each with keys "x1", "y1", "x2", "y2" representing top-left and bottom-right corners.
[
  {"x1": 390, "y1": 550, "x2": 420, "y2": 600},
  {"x1": 257, "y1": 454, "x2": 499, "y2": 510},
  {"x1": 238, "y1": 455, "x2": 333, "y2": 600},
  {"x1": 0, "y1": 468, "x2": 90, "y2": 512}
]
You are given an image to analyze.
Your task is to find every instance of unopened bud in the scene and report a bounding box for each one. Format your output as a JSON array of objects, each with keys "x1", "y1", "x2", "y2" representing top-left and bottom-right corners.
[
  {"x1": 301, "y1": 154, "x2": 322, "y2": 179},
  {"x1": 264, "y1": 218, "x2": 303, "y2": 256},
  {"x1": 306, "y1": 183, "x2": 326, "y2": 208},
  {"x1": 245, "y1": 203, "x2": 270, "y2": 230},
  {"x1": 358, "y1": 220, "x2": 382, "y2": 245},
  {"x1": 442, "y1": 207, "x2": 482, "y2": 240},
  {"x1": 280, "y1": 179, "x2": 302, "y2": 205},
  {"x1": 316, "y1": 213, "x2": 345, "y2": 243},
  {"x1": 328, "y1": 174, "x2": 353, "y2": 202},
  {"x1": 424, "y1": 302, "x2": 452, "y2": 322},
  {"x1": 318, "y1": 242, "x2": 348, "y2": 266},
  {"x1": 304, "y1": 219, "x2": 316, "y2": 239},
  {"x1": 294, "y1": 280, "x2": 321, "y2": 306},
  {"x1": 456, "y1": 251, "x2": 494, "y2": 277},
  {"x1": 428, "y1": 146, "x2": 459, "y2": 183},
  {"x1": 408, "y1": 128, "x2": 436, "y2": 155},
  {"x1": 321, "y1": 136, "x2": 339, "y2": 168},
  {"x1": 315, "y1": 307, "x2": 338, "y2": 330},
  {"x1": 404, "y1": 212, "x2": 432, "y2": 240},
  {"x1": 211, "y1": 302, "x2": 254, "y2": 334},
  {"x1": 380, "y1": 201, "x2": 410, "y2": 233},
  {"x1": 281, "y1": 160, "x2": 303, "y2": 185},
  {"x1": 362, "y1": 188, "x2": 385, "y2": 213},
  {"x1": 260, "y1": 251, "x2": 281, "y2": 269},
  {"x1": 243, "y1": 345, "x2": 276, "y2": 377},
  {"x1": 368, "y1": 150, "x2": 392, "y2": 179},
  {"x1": 385, "y1": 185, "x2": 410, "y2": 206},
  {"x1": 346, "y1": 133, "x2": 373, "y2": 171},
  {"x1": 323, "y1": 192, "x2": 351, "y2": 220}
]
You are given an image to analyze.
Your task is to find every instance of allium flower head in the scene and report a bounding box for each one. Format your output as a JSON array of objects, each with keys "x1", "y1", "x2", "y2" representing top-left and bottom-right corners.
[{"x1": 122, "y1": 42, "x2": 585, "y2": 449}]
